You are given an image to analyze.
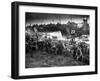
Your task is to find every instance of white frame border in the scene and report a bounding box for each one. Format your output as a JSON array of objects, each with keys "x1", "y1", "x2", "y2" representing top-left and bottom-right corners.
[{"x1": 19, "y1": 5, "x2": 95, "y2": 76}]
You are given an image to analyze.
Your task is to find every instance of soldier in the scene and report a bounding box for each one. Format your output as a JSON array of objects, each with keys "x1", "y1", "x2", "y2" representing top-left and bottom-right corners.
[
  {"x1": 45, "y1": 39, "x2": 52, "y2": 53},
  {"x1": 57, "y1": 41, "x2": 64, "y2": 55},
  {"x1": 51, "y1": 42, "x2": 57, "y2": 54},
  {"x1": 72, "y1": 44, "x2": 78, "y2": 59},
  {"x1": 76, "y1": 46, "x2": 83, "y2": 61}
]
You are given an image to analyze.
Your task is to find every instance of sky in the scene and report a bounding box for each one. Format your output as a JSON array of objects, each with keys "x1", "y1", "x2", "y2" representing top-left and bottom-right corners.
[{"x1": 25, "y1": 12, "x2": 90, "y2": 26}]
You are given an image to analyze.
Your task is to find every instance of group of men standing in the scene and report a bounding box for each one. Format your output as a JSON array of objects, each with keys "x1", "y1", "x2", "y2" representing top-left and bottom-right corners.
[{"x1": 26, "y1": 34, "x2": 89, "y2": 64}]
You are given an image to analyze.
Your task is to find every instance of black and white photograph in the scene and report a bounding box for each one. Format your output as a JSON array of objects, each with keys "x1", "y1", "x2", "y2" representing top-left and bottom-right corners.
[
  {"x1": 11, "y1": 1, "x2": 97, "y2": 79},
  {"x1": 25, "y1": 13, "x2": 90, "y2": 68}
]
